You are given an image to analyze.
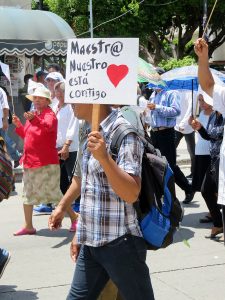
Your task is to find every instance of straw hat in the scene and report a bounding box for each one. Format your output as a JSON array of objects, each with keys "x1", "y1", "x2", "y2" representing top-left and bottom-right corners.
[{"x1": 26, "y1": 86, "x2": 51, "y2": 102}]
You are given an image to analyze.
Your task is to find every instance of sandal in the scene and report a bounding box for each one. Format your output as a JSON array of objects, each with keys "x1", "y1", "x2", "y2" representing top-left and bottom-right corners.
[
  {"x1": 13, "y1": 228, "x2": 36, "y2": 236},
  {"x1": 69, "y1": 220, "x2": 78, "y2": 232},
  {"x1": 205, "y1": 227, "x2": 223, "y2": 239}
]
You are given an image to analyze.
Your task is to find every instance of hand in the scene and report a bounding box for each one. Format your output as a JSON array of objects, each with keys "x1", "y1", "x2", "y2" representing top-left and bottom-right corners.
[
  {"x1": 87, "y1": 131, "x2": 108, "y2": 162},
  {"x1": 194, "y1": 38, "x2": 208, "y2": 59},
  {"x1": 70, "y1": 235, "x2": 80, "y2": 262},
  {"x1": 58, "y1": 145, "x2": 69, "y2": 160},
  {"x1": 2, "y1": 118, "x2": 8, "y2": 130},
  {"x1": 188, "y1": 116, "x2": 194, "y2": 125},
  {"x1": 24, "y1": 111, "x2": 35, "y2": 121},
  {"x1": 48, "y1": 205, "x2": 66, "y2": 230},
  {"x1": 191, "y1": 119, "x2": 202, "y2": 131},
  {"x1": 12, "y1": 114, "x2": 22, "y2": 128},
  {"x1": 147, "y1": 103, "x2": 156, "y2": 110}
]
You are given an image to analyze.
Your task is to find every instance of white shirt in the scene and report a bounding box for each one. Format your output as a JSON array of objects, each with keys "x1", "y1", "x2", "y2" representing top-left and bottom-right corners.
[
  {"x1": 0, "y1": 88, "x2": 9, "y2": 129},
  {"x1": 212, "y1": 84, "x2": 225, "y2": 205},
  {"x1": 195, "y1": 111, "x2": 210, "y2": 155},
  {"x1": 52, "y1": 102, "x2": 79, "y2": 152},
  {"x1": 175, "y1": 90, "x2": 196, "y2": 134}
]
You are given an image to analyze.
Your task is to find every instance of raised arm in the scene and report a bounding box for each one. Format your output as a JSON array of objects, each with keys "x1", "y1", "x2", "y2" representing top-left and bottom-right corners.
[{"x1": 194, "y1": 38, "x2": 214, "y2": 97}]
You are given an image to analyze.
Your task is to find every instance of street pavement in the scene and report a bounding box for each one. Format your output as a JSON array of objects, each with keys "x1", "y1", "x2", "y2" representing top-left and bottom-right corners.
[{"x1": 0, "y1": 138, "x2": 225, "y2": 300}]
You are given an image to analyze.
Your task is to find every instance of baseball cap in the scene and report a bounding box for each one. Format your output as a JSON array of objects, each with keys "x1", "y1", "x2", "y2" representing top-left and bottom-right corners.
[{"x1": 45, "y1": 72, "x2": 64, "y2": 82}]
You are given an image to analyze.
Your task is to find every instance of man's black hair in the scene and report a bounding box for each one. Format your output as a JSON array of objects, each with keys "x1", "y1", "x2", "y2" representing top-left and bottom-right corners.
[
  {"x1": 47, "y1": 63, "x2": 61, "y2": 72},
  {"x1": 24, "y1": 74, "x2": 33, "y2": 84}
]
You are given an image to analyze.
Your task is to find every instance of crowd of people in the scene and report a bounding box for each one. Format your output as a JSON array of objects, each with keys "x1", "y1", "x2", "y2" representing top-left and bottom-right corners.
[{"x1": 0, "y1": 38, "x2": 225, "y2": 299}]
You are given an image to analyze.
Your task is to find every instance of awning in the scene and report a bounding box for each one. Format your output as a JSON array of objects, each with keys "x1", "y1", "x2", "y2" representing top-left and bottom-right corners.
[{"x1": 0, "y1": 7, "x2": 76, "y2": 56}]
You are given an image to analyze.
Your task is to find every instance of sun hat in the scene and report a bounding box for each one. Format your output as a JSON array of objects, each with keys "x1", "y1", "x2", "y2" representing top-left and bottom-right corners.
[
  {"x1": 54, "y1": 81, "x2": 65, "y2": 91},
  {"x1": 26, "y1": 86, "x2": 51, "y2": 102},
  {"x1": 45, "y1": 72, "x2": 64, "y2": 82}
]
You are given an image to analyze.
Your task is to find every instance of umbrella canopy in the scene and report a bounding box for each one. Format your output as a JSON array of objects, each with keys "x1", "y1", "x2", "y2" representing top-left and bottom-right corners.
[
  {"x1": 0, "y1": 7, "x2": 75, "y2": 56},
  {"x1": 138, "y1": 57, "x2": 166, "y2": 89},
  {"x1": 161, "y1": 65, "x2": 225, "y2": 91}
]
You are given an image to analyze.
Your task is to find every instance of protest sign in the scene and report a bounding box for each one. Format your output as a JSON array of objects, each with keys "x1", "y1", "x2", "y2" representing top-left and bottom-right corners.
[{"x1": 65, "y1": 38, "x2": 139, "y2": 105}]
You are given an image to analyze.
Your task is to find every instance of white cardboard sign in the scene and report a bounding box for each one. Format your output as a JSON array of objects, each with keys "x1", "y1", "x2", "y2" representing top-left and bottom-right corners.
[{"x1": 65, "y1": 38, "x2": 139, "y2": 105}]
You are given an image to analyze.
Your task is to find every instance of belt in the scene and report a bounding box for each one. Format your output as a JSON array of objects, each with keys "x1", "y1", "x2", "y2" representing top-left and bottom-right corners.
[{"x1": 151, "y1": 127, "x2": 172, "y2": 132}]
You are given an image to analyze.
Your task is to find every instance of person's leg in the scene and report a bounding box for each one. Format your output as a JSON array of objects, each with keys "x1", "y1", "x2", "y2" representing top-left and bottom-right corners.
[
  {"x1": 201, "y1": 168, "x2": 223, "y2": 229},
  {"x1": 67, "y1": 245, "x2": 109, "y2": 300},
  {"x1": 60, "y1": 160, "x2": 70, "y2": 195},
  {"x1": 174, "y1": 130, "x2": 183, "y2": 148},
  {"x1": 96, "y1": 235, "x2": 155, "y2": 300},
  {"x1": 0, "y1": 248, "x2": 11, "y2": 278},
  {"x1": 184, "y1": 132, "x2": 195, "y2": 176},
  {"x1": 23, "y1": 204, "x2": 35, "y2": 230},
  {"x1": 151, "y1": 129, "x2": 192, "y2": 198}
]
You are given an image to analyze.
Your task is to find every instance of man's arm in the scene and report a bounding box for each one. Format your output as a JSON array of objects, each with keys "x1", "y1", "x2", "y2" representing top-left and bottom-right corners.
[
  {"x1": 87, "y1": 131, "x2": 142, "y2": 203},
  {"x1": 48, "y1": 176, "x2": 81, "y2": 230},
  {"x1": 194, "y1": 38, "x2": 214, "y2": 97}
]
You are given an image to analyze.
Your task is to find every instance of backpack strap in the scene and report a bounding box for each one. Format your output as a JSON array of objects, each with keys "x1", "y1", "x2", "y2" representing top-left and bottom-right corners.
[{"x1": 111, "y1": 123, "x2": 158, "y2": 158}]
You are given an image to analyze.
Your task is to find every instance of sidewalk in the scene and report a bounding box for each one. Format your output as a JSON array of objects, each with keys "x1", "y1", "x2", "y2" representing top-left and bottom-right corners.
[{"x1": 1, "y1": 164, "x2": 225, "y2": 300}]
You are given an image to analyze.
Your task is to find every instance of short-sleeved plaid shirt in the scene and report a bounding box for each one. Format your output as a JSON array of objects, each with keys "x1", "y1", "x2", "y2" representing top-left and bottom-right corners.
[{"x1": 76, "y1": 109, "x2": 144, "y2": 247}]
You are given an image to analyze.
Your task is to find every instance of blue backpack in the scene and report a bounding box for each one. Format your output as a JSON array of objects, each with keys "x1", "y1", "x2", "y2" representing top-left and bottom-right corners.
[{"x1": 111, "y1": 124, "x2": 183, "y2": 250}]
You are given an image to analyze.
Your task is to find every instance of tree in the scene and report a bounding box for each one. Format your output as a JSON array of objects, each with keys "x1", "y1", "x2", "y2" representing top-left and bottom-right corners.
[{"x1": 39, "y1": 0, "x2": 225, "y2": 65}]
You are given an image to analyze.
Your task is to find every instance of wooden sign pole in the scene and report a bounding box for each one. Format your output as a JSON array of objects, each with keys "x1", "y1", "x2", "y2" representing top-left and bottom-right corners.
[{"x1": 91, "y1": 104, "x2": 101, "y2": 131}]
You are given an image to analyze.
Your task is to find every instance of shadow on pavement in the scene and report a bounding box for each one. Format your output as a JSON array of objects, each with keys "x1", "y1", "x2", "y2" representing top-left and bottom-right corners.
[
  {"x1": 36, "y1": 228, "x2": 73, "y2": 248},
  {"x1": 173, "y1": 227, "x2": 194, "y2": 244},
  {"x1": 181, "y1": 211, "x2": 213, "y2": 229},
  {"x1": 0, "y1": 285, "x2": 38, "y2": 300}
]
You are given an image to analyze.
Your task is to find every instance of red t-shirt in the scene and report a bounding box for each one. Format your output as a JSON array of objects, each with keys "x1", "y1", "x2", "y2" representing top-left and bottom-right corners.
[{"x1": 15, "y1": 107, "x2": 59, "y2": 168}]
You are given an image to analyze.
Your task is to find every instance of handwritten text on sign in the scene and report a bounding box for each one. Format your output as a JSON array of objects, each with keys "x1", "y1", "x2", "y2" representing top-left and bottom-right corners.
[{"x1": 65, "y1": 38, "x2": 139, "y2": 105}]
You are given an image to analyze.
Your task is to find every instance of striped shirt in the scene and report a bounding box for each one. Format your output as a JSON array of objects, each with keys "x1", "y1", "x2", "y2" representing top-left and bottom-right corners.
[
  {"x1": 76, "y1": 109, "x2": 143, "y2": 247},
  {"x1": 148, "y1": 90, "x2": 181, "y2": 128}
]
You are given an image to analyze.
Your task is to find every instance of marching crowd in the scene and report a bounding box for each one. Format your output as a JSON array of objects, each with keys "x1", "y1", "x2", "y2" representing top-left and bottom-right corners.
[{"x1": 0, "y1": 38, "x2": 225, "y2": 299}]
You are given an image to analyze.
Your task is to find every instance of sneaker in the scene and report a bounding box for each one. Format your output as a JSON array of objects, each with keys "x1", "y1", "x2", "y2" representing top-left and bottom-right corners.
[
  {"x1": 0, "y1": 249, "x2": 11, "y2": 278},
  {"x1": 33, "y1": 204, "x2": 53, "y2": 213}
]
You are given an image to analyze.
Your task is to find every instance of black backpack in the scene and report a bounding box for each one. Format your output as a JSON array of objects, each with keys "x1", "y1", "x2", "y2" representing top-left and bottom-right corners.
[{"x1": 111, "y1": 124, "x2": 183, "y2": 250}]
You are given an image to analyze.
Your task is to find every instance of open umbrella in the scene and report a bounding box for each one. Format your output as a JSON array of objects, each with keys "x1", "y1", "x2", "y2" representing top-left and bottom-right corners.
[
  {"x1": 161, "y1": 65, "x2": 225, "y2": 91},
  {"x1": 138, "y1": 57, "x2": 166, "y2": 89}
]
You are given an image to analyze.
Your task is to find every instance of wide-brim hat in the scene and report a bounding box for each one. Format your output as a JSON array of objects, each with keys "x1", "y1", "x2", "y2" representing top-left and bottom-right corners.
[{"x1": 26, "y1": 86, "x2": 51, "y2": 102}]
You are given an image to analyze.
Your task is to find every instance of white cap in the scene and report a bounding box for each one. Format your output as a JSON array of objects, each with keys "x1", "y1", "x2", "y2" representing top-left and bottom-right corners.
[{"x1": 45, "y1": 72, "x2": 64, "y2": 82}]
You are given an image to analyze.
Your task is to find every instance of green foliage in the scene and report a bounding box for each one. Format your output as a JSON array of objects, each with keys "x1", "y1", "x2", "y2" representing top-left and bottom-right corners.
[
  {"x1": 159, "y1": 56, "x2": 197, "y2": 71},
  {"x1": 35, "y1": 0, "x2": 225, "y2": 62}
]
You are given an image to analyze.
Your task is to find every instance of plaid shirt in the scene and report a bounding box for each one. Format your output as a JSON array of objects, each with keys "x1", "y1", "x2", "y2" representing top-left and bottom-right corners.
[{"x1": 76, "y1": 109, "x2": 143, "y2": 247}]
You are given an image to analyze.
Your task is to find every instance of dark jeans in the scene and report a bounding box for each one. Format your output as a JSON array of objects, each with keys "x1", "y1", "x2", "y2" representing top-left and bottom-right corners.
[
  {"x1": 60, "y1": 151, "x2": 77, "y2": 194},
  {"x1": 67, "y1": 235, "x2": 155, "y2": 300},
  {"x1": 0, "y1": 129, "x2": 20, "y2": 161},
  {"x1": 151, "y1": 128, "x2": 191, "y2": 193},
  {"x1": 201, "y1": 165, "x2": 223, "y2": 227},
  {"x1": 175, "y1": 131, "x2": 195, "y2": 175}
]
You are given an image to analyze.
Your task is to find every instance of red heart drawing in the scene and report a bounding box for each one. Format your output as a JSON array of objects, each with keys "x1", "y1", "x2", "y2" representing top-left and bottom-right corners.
[{"x1": 107, "y1": 64, "x2": 129, "y2": 87}]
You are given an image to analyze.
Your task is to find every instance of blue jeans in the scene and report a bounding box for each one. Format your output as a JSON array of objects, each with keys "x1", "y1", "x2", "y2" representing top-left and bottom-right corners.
[
  {"x1": 0, "y1": 129, "x2": 20, "y2": 161},
  {"x1": 67, "y1": 235, "x2": 155, "y2": 300}
]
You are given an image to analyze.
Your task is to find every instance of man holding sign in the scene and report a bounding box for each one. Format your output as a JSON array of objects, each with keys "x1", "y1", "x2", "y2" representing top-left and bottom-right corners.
[{"x1": 49, "y1": 38, "x2": 155, "y2": 299}]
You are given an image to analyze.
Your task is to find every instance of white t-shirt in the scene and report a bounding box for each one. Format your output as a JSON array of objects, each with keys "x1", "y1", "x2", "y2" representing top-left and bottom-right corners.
[
  {"x1": 195, "y1": 111, "x2": 210, "y2": 155},
  {"x1": 52, "y1": 102, "x2": 79, "y2": 152},
  {"x1": 175, "y1": 90, "x2": 196, "y2": 134},
  {"x1": 0, "y1": 88, "x2": 9, "y2": 129}
]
